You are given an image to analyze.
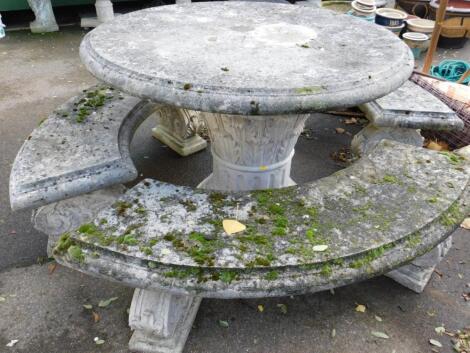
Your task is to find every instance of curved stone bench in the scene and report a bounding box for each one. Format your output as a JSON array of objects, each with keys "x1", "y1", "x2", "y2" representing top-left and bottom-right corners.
[
  {"x1": 52, "y1": 140, "x2": 469, "y2": 296},
  {"x1": 51, "y1": 140, "x2": 469, "y2": 352},
  {"x1": 352, "y1": 80, "x2": 464, "y2": 155},
  {"x1": 9, "y1": 86, "x2": 158, "y2": 211}
]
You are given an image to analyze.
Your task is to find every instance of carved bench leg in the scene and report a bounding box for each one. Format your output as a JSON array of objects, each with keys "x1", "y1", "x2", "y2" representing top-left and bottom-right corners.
[
  {"x1": 152, "y1": 106, "x2": 207, "y2": 157},
  {"x1": 351, "y1": 124, "x2": 424, "y2": 156},
  {"x1": 81, "y1": 0, "x2": 115, "y2": 28},
  {"x1": 32, "y1": 185, "x2": 125, "y2": 256},
  {"x1": 129, "y1": 288, "x2": 202, "y2": 353},
  {"x1": 386, "y1": 237, "x2": 452, "y2": 293},
  {"x1": 27, "y1": 0, "x2": 59, "y2": 33}
]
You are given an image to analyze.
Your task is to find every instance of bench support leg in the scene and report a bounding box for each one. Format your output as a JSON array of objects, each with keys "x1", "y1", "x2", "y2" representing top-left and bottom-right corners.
[
  {"x1": 129, "y1": 288, "x2": 201, "y2": 353},
  {"x1": 27, "y1": 0, "x2": 59, "y2": 33},
  {"x1": 386, "y1": 236, "x2": 452, "y2": 293},
  {"x1": 31, "y1": 185, "x2": 126, "y2": 256},
  {"x1": 198, "y1": 112, "x2": 308, "y2": 191},
  {"x1": 81, "y1": 0, "x2": 115, "y2": 28},
  {"x1": 352, "y1": 124, "x2": 424, "y2": 156},
  {"x1": 152, "y1": 106, "x2": 207, "y2": 157}
]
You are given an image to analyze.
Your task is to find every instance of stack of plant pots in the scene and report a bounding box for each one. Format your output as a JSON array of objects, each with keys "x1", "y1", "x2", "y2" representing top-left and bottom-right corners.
[
  {"x1": 349, "y1": 0, "x2": 377, "y2": 21},
  {"x1": 401, "y1": 18, "x2": 434, "y2": 58},
  {"x1": 375, "y1": 7, "x2": 408, "y2": 35}
]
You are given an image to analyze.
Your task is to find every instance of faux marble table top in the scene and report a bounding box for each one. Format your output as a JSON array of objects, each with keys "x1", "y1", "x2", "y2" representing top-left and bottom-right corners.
[{"x1": 80, "y1": 2, "x2": 414, "y2": 115}]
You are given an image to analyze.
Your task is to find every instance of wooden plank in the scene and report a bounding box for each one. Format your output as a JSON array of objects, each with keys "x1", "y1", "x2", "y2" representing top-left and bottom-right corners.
[{"x1": 422, "y1": 0, "x2": 450, "y2": 73}]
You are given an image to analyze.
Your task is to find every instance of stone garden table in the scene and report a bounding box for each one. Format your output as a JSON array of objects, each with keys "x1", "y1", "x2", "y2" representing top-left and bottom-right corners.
[
  {"x1": 80, "y1": 1, "x2": 413, "y2": 192},
  {"x1": 12, "y1": 3, "x2": 468, "y2": 353}
]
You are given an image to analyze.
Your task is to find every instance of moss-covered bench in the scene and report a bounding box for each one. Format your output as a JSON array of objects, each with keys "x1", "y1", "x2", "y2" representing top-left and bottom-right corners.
[
  {"x1": 51, "y1": 140, "x2": 469, "y2": 353},
  {"x1": 9, "y1": 85, "x2": 158, "y2": 211}
]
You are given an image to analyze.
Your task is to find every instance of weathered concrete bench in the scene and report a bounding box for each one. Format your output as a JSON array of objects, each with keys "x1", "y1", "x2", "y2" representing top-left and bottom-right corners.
[
  {"x1": 352, "y1": 80, "x2": 464, "y2": 155},
  {"x1": 50, "y1": 140, "x2": 469, "y2": 353},
  {"x1": 9, "y1": 85, "x2": 158, "y2": 211}
]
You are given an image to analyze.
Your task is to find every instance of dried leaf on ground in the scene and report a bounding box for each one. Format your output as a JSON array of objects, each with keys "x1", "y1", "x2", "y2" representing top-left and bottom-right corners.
[
  {"x1": 435, "y1": 326, "x2": 446, "y2": 335},
  {"x1": 355, "y1": 304, "x2": 366, "y2": 313},
  {"x1": 330, "y1": 148, "x2": 354, "y2": 164},
  {"x1": 461, "y1": 218, "x2": 470, "y2": 230},
  {"x1": 257, "y1": 305, "x2": 264, "y2": 313},
  {"x1": 301, "y1": 127, "x2": 316, "y2": 140},
  {"x1": 218, "y1": 320, "x2": 229, "y2": 328},
  {"x1": 277, "y1": 304, "x2": 287, "y2": 314},
  {"x1": 92, "y1": 311, "x2": 100, "y2": 323},
  {"x1": 344, "y1": 117, "x2": 358, "y2": 125},
  {"x1": 98, "y1": 297, "x2": 118, "y2": 308},
  {"x1": 94, "y1": 337, "x2": 105, "y2": 345},
  {"x1": 6, "y1": 340, "x2": 18, "y2": 347},
  {"x1": 462, "y1": 292, "x2": 470, "y2": 301},
  {"x1": 453, "y1": 327, "x2": 470, "y2": 353},
  {"x1": 425, "y1": 139, "x2": 449, "y2": 151},
  {"x1": 331, "y1": 328, "x2": 336, "y2": 338},
  {"x1": 375, "y1": 315, "x2": 383, "y2": 322},
  {"x1": 335, "y1": 127, "x2": 346, "y2": 134},
  {"x1": 222, "y1": 220, "x2": 246, "y2": 235},
  {"x1": 83, "y1": 304, "x2": 93, "y2": 310},
  {"x1": 0, "y1": 296, "x2": 6, "y2": 302},
  {"x1": 429, "y1": 339, "x2": 443, "y2": 347},
  {"x1": 47, "y1": 262, "x2": 57, "y2": 274},
  {"x1": 371, "y1": 331, "x2": 389, "y2": 339}
]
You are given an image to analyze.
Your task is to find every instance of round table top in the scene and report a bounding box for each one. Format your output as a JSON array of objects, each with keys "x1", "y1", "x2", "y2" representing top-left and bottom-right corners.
[{"x1": 80, "y1": 2, "x2": 414, "y2": 115}]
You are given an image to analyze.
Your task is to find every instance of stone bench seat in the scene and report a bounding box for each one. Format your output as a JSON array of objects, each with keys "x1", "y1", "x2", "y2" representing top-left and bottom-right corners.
[
  {"x1": 9, "y1": 86, "x2": 158, "y2": 211},
  {"x1": 52, "y1": 141, "x2": 469, "y2": 298},
  {"x1": 353, "y1": 80, "x2": 464, "y2": 155}
]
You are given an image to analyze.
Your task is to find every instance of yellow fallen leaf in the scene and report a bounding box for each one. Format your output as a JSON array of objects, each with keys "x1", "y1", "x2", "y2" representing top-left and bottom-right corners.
[
  {"x1": 426, "y1": 141, "x2": 445, "y2": 151},
  {"x1": 344, "y1": 117, "x2": 358, "y2": 125},
  {"x1": 48, "y1": 262, "x2": 57, "y2": 275},
  {"x1": 355, "y1": 304, "x2": 366, "y2": 313},
  {"x1": 461, "y1": 218, "x2": 470, "y2": 230},
  {"x1": 257, "y1": 304, "x2": 264, "y2": 312},
  {"x1": 335, "y1": 127, "x2": 345, "y2": 134},
  {"x1": 223, "y1": 219, "x2": 246, "y2": 235},
  {"x1": 312, "y1": 244, "x2": 328, "y2": 252},
  {"x1": 92, "y1": 311, "x2": 101, "y2": 323}
]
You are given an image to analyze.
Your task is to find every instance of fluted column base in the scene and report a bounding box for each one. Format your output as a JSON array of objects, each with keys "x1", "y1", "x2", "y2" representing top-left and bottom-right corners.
[{"x1": 198, "y1": 112, "x2": 308, "y2": 191}]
